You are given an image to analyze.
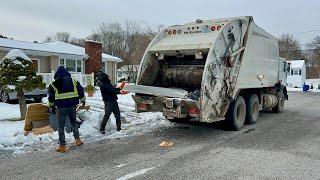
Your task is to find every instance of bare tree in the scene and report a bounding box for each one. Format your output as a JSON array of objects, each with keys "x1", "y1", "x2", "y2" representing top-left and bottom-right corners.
[
  {"x1": 44, "y1": 32, "x2": 71, "y2": 43},
  {"x1": 278, "y1": 34, "x2": 304, "y2": 60},
  {"x1": 306, "y1": 36, "x2": 320, "y2": 78}
]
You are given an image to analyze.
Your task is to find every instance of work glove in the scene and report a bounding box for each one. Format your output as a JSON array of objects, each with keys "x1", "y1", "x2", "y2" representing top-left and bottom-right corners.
[{"x1": 120, "y1": 90, "x2": 129, "y2": 95}]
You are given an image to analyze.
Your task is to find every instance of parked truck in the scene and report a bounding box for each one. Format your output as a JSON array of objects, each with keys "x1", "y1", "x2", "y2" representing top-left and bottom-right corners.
[{"x1": 125, "y1": 16, "x2": 289, "y2": 130}]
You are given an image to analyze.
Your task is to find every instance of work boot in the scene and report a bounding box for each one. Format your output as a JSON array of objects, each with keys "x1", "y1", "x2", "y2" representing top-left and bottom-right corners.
[
  {"x1": 117, "y1": 126, "x2": 121, "y2": 132},
  {"x1": 75, "y1": 138, "x2": 83, "y2": 146},
  {"x1": 56, "y1": 145, "x2": 68, "y2": 153},
  {"x1": 100, "y1": 130, "x2": 106, "y2": 134}
]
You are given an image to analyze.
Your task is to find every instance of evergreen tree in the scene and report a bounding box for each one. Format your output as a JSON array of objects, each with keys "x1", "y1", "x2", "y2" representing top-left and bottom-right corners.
[{"x1": 0, "y1": 49, "x2": 45, "y2": 120}]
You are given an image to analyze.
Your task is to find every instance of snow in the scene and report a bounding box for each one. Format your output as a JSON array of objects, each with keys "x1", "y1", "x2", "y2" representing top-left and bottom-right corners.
[
  {"x1": 0, "y1": 38, "x2": 122, "y2": 62},
  {"x1": 0, "y1": 103, "x2": 21, "y2": 121},
  {"x1": 287, "y1": 87, "x2": 320, "y2": 92},
  {"x1": 0, "y1": 93, "x2": 173, "y2": 154},
  {"x1": 17, "y1": 76, "x2": 27, "y2": 81},
  {"x1": 6, "y1": 85, "x2": 16, "y2": 90},
  {"x1": 2, "y1": 49, "x2": 31, "y2": 61}
]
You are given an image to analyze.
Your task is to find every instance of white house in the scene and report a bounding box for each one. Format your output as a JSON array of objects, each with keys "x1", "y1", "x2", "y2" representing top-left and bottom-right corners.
[
  {"x1": 287, "y1": 60, "x2": 306, "y2": 88},
  {"x1": 0, "y1": 38, "x2": 122, "y2": 85}
]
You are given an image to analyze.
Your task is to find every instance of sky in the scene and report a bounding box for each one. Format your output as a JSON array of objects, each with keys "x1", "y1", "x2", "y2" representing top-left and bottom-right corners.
[{"x1": 1, "y1": 0, "x2": 320, "y2": 47}]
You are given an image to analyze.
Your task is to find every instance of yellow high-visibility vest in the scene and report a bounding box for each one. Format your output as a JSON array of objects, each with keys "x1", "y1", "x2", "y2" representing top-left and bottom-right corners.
[{"x1": 50, "y1": 78, "x2": 79, "y2": 100}]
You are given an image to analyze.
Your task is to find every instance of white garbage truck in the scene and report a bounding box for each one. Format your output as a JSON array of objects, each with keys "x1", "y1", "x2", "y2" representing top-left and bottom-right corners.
[{"x1": 125, "y1": 16, "x2": 289, "y2": 130}]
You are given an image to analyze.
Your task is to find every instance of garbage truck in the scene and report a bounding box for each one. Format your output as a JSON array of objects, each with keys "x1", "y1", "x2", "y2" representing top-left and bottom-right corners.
[{"x1": 124, "y1": 16, "x2": 289, "y2": 130}]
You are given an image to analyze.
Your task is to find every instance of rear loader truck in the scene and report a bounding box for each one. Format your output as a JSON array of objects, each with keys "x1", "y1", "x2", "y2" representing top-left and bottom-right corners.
[{"x1": 124, "y1": 16, "x2": 289, "y2": 130}]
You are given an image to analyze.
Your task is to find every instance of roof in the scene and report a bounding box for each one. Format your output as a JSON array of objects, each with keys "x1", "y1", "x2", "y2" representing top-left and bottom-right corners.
[
  {"x1": 0, "y1": 38, "x2": 122, "y2": 62},
  {"x1": 288, "y1": 60, "x2": 305, "y2": 68}
]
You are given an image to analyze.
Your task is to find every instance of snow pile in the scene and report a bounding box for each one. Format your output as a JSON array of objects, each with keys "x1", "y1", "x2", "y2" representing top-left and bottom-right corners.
[
  {"x1": 0, "y1": 93, "x2": 173, "y2": 154},
  {"x1": 2, "y1": 49, "x2": 31, "y2": 61}
]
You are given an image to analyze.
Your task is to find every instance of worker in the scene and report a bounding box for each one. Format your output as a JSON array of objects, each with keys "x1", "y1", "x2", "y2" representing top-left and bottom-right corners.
[
  {"x1": 97, "y1": 72, "x2": 125, "y2": 134},
  {"x1": 48, "y1": 66, "x2": 86, "y2": 153}
]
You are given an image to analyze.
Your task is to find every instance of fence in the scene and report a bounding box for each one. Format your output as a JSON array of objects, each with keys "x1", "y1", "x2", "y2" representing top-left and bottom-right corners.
[{"x1": 37, "y1": 71, "x2": 95, "y2": 87}]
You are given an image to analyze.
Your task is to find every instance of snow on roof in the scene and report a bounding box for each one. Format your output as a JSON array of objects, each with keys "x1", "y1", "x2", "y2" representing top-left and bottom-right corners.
[
  {"x1": 102, "y1": 53, "x2": 122, "y2": 62},
  {"x1": 3, "y1": 49, "x2": 31, "y2": 61},
  {"x1": 0, "y1": 38, "x2": 122, "y2": 62},
  {"x1": 288, "y1": 60, "x2": 305, "y2": 68}
]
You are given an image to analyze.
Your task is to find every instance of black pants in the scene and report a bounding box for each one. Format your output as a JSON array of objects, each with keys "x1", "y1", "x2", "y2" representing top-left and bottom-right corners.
[
  {"x1": 57, "y1": 107, "x2": 80, "y2": 145},
  {"x1": 100, "y1": 101, "x2": 121, "y2": 131}
]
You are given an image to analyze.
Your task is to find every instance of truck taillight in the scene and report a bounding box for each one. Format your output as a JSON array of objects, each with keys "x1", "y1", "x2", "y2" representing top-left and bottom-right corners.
[
  {"x1": 188, "y1": 107, "x2": 200, "y2": 115},
  {"x1": 168, "y1": 30, "x2": 172, "y2": 35},
  {"x1": 173, "y1": 30, "x2": 177, "y2": 35},
  {"x1": 211, "y1": 26, "x2": 216, "y2": 31},
  {"x1": 217, "y1": 25, "x2": 222, "y2": 31}
]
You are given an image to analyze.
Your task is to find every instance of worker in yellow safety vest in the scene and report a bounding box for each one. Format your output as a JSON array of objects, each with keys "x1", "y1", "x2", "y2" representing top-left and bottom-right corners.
[{"x1": 48, "y1": 66, "x2": 86, "y2": 153}]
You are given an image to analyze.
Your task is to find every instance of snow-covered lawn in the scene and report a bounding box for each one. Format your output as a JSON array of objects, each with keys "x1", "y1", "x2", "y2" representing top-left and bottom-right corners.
[
  {"x1": 0, "y1": 93, "x2": 173, "y2": 154},
  {"x1": 0, "y1": 103, "x2": 21, "y2": 121}
]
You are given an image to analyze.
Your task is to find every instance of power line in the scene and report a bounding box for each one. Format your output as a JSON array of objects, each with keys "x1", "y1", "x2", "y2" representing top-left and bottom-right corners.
[{"x1": 291, "y1": 29, "x2": 320, "y2": 35}]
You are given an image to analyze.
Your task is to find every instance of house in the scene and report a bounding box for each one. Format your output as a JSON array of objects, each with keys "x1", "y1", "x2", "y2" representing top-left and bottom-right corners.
[
  {"x1": 287, "y1": 60, "x2": 306, "y2": 88},
  {"x1": 117, "y1": 65, "x2": 140, "y2": 83},
  {"x1": 0, "y1": 38, "x2": 122, "y2": 84}
]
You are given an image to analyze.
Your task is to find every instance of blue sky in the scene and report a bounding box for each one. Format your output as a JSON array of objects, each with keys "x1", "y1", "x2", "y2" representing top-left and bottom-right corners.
[{"x1": 1, "y1": 0, "x2": 320, "y2": 45}]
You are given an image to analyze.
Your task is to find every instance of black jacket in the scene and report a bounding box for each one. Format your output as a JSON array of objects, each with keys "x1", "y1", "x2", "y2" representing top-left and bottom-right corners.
[
  {"x1": 99, "y1": 81, "x2": 120, "y2": 102},
  {"x1": 48, "y1": 66, "x2": 85, "y2": 108}
]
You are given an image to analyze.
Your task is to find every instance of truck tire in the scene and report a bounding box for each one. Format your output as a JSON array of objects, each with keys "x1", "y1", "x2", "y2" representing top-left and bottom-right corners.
[
  {"x1": 246, "y1": 94, "x2": 260, "y2": 124},
  {"x1": 227, "y1": 96, "x2": 246, "y2": 130},
  {"x1": 0, "y1": 91, "x2": 10, "y2": 103},
  {"x1": 272, "y1": 90, "x2": 285, "y2": 113}
]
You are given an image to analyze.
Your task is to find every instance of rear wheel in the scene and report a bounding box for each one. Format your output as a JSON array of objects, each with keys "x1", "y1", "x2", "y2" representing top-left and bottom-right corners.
[
  {"x1": 227, "y1": 96, "x2": 246, "y2": 130},
  {"x1": 246, "y1": 94, "x2": 260, "y2": 124},
  {"x1": 0, "y1": 91, "x2": 10, "y2": 103},
  {"x1": 272, "y1": 90, "x2": 285, "y2": 113}
]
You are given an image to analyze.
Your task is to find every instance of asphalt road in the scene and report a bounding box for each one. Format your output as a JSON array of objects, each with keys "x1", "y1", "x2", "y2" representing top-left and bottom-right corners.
[{"x1": 1, "y1": 92, "x2": 320, "y2": 180}]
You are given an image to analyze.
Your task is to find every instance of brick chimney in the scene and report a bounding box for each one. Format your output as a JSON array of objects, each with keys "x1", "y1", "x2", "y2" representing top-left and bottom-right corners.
[{"x1": 85, "y1": 40, "x2": 102, "y2": 74}]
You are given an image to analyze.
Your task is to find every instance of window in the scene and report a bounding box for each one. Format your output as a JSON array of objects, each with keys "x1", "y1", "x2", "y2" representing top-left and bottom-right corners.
[
  {"x1": 60, "y1": 59, "x2": 65, "y2": 66},
  {"x1": 66, "y1": 59, "x2": 76, "y2": 72},
  {"x1": 77, "y1": 60, "x2": 82, "y2": 73},
  {"x1": 293, "y1": 69, "x2": 299, "y2": 75},
  {"x1": 31, "y1": 59, "x2": 39, "y2": 73}
]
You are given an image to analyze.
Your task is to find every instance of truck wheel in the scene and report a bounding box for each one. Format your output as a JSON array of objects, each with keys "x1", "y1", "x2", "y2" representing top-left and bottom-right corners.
[
  {"x1": 246, "y1": 94, "x2": 260, "y2": 124},
  {"x1": 0, "y1": 91, "x2": 10, "y2": 103},
  {"x1": 227, "y1": 96, "x2": 246, "y2": 130},
  {"x1": 272, "y1": 90, "x2": 285, "y2": 113}
]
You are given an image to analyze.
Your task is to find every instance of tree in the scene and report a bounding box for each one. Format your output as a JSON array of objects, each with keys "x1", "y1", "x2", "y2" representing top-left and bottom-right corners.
[
  {"x1": 44, "y1": 32, "x2": 71, "y2": 43},
  {"x1": 278, "y1": 34, "x2": 304, "y2": 60},
  {"x1": 0, "y1": 49, "x2": 45, "y2": 119}
]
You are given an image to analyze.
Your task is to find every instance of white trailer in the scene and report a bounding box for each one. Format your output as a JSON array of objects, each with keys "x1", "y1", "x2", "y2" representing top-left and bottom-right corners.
[{"x1": 126, "y1": 16, "x2": 289, "y2": 130}]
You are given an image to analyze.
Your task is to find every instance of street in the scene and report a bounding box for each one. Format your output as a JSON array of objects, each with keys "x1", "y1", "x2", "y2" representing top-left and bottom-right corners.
[{"x1": 1, "y1": 91, "x2": 320, "y2": 180}]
